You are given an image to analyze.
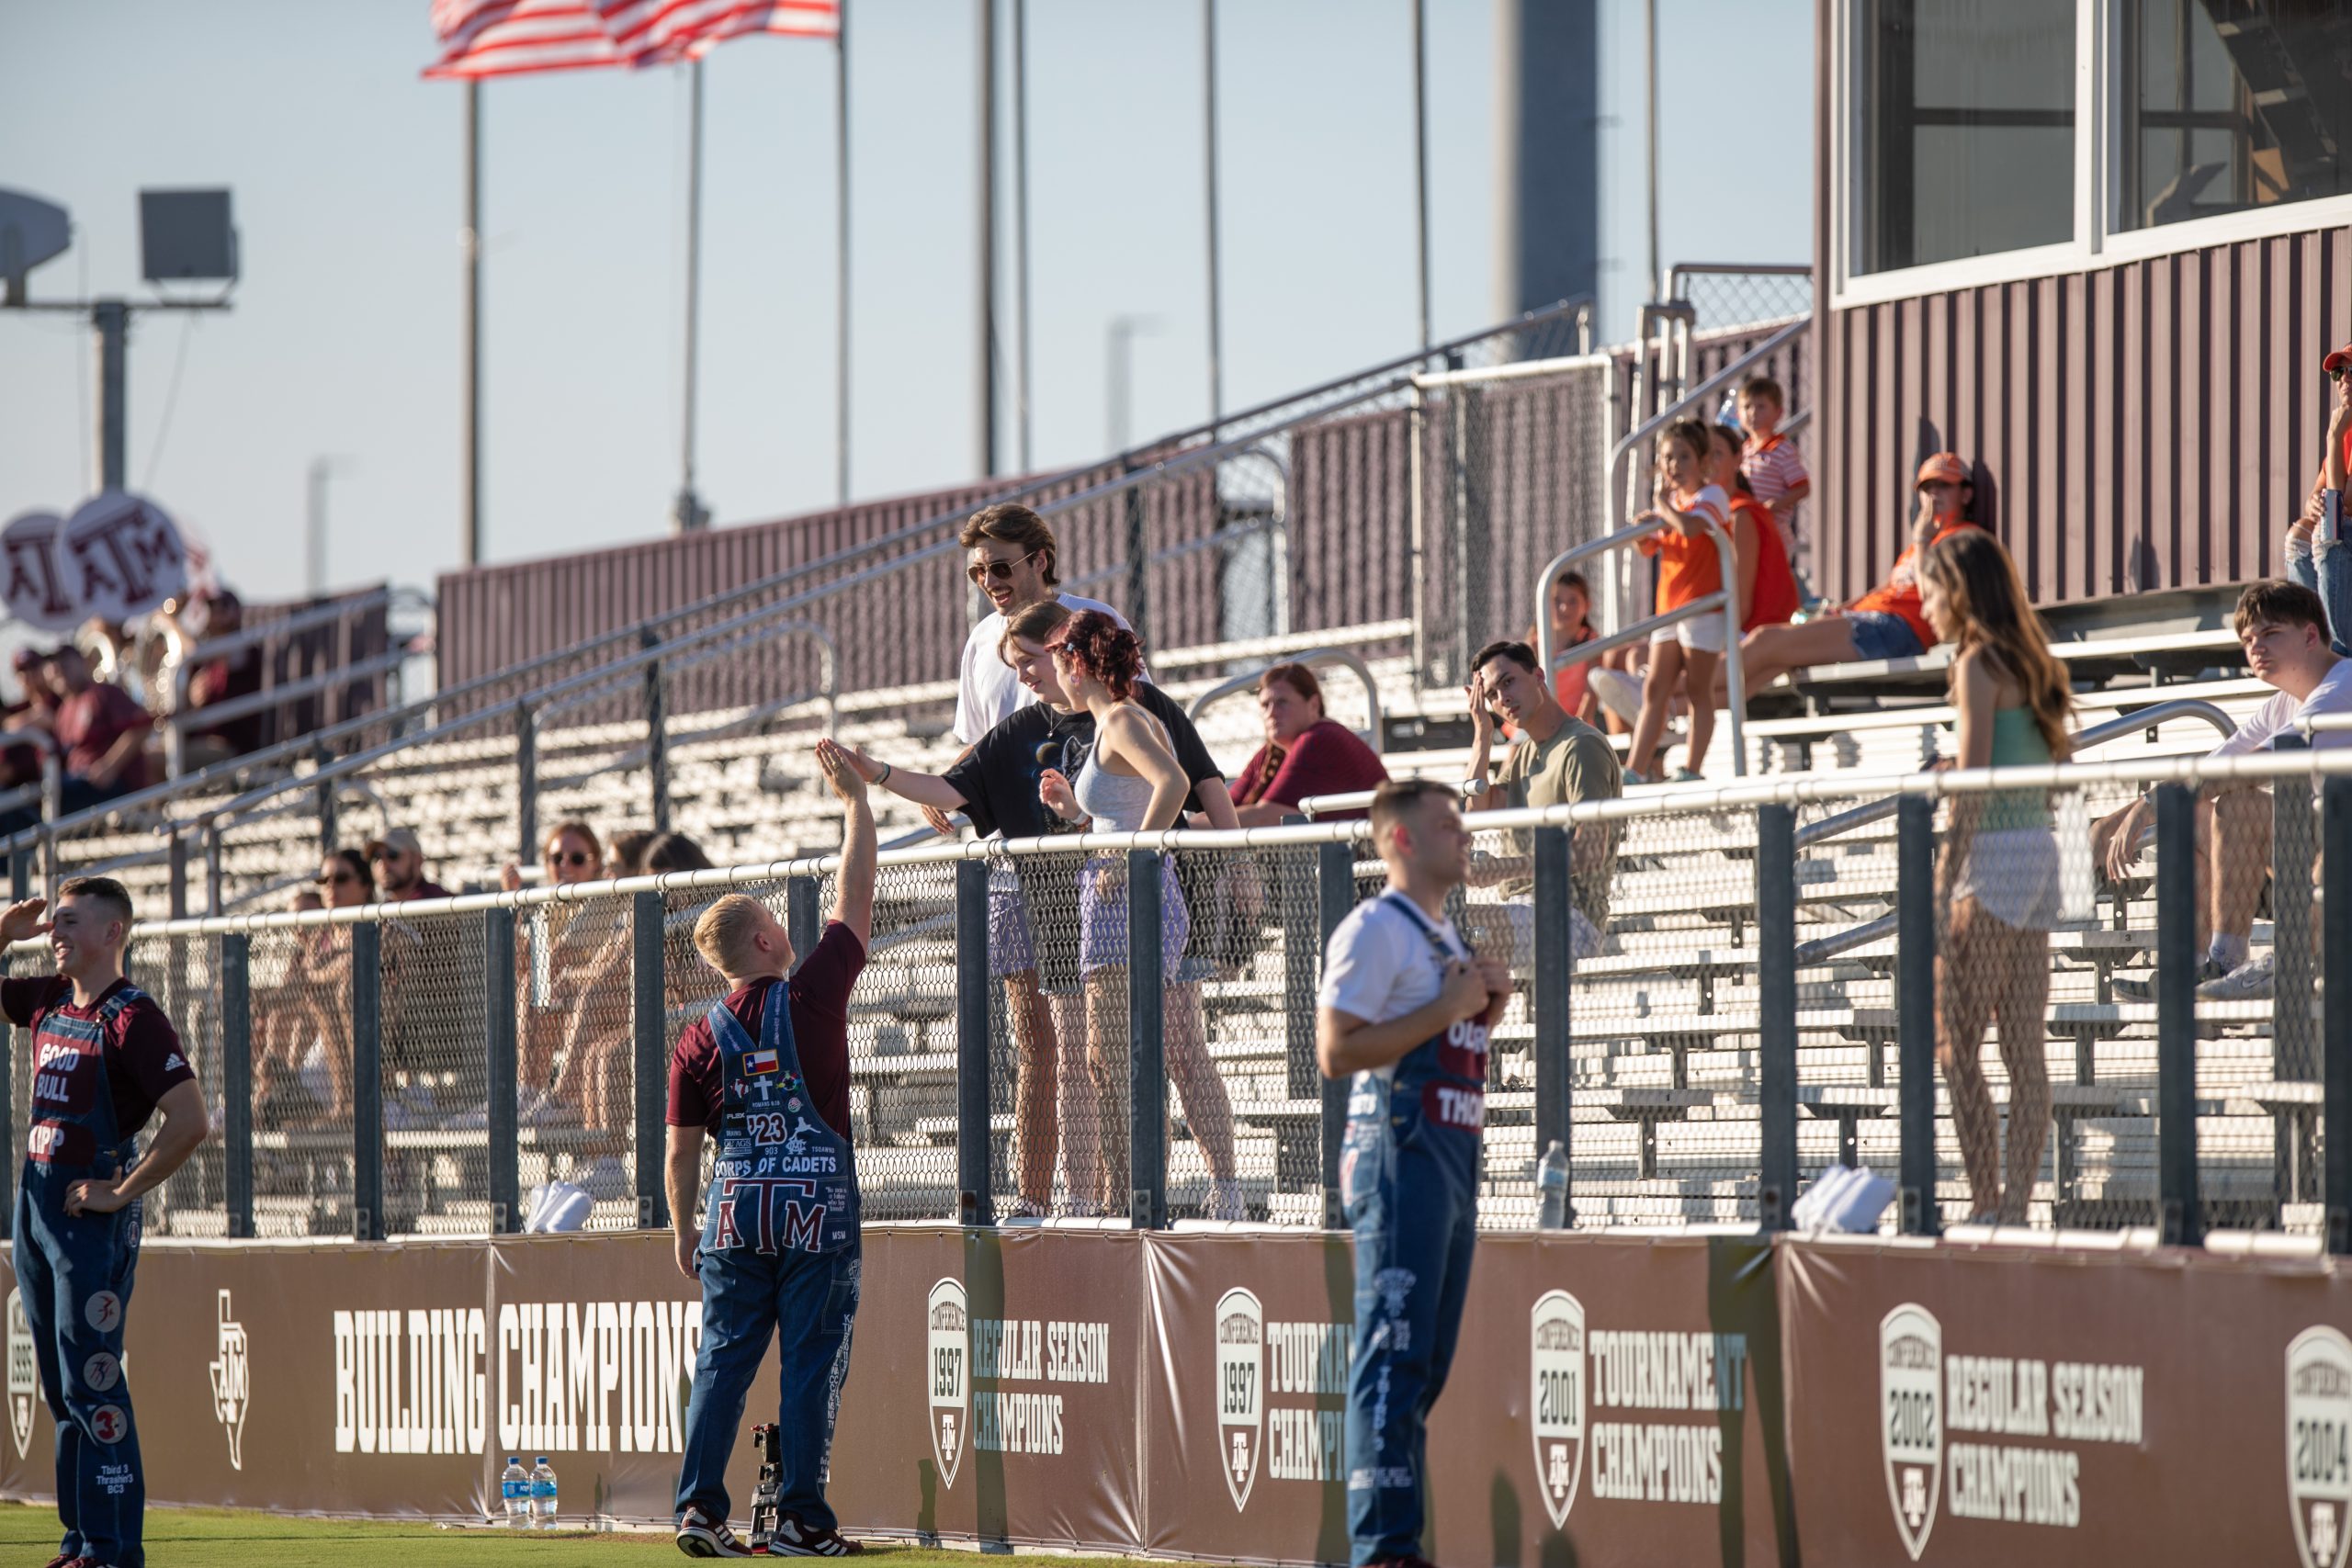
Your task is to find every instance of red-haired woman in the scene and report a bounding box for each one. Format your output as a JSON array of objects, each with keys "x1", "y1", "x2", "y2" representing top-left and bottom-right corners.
[
  {"x1": 1231, "y1": 663, "x2": 1388, "y2": 825},
  {"x1": 1035, "y1": 611, "x2": 1238, "y2": 1217}
]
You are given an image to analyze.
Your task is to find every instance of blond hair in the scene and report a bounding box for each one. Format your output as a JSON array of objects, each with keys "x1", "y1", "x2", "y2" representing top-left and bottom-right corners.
[{"x1": 693, "y1": 893, "x2": 774, "y2": 977}]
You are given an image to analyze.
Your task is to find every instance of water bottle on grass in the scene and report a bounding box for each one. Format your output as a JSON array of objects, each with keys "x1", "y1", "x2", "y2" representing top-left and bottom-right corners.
[
  {"x1": 1536, "y1": 1140, "x2": 1570, "y2": 1230},
  {"x1": 529, "y1": 1455, "x2": 559, "y2": 1529},
  {"x1": 501, "y1": 1457, "x2": 528, "y2": 1528}
]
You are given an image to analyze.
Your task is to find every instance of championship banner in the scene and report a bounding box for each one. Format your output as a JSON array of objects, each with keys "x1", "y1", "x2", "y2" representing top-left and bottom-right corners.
[
  {"x1": 1141, "y1": 1230, "x2": 1794, "y2": 1567},
  {"x1": 1779, "y1": 1236, "x2": 2352, "y2": 1567}
]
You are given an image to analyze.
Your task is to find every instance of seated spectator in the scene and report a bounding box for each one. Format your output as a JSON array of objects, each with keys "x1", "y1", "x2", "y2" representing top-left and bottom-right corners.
[
  {"x1": 0, "y1": 649, "x2": 58, "y2": 795},
  {"x1": 1464, "y1": 639, "x2": 1623, "y2": 963},
  {"x1": 368, "y1": 828, "x2": 452, "y2": 902},
  {"x1": 1230, "y1": 663, "x2": 1388, "y2": 825},
  {"x1": 500, "y1": 822, "x2": 625, "y2": 1125},
  {"x1": 1713, "y1": 451, "x2": 1979, "y2": 704},
  {"x1": 171, "y1": 589, "x2": 266, "y2": 769},
  {"x1": 1738, "y1": 374, "x2": 1811, "y2": 561},
  {"x1": 1525, "y1": 570, "x2": 1603, "y2": 728},
  {"x1": 2102, "y1": 581, "x2": 2351, "y2": 1003},
  {"x1": 2287, "y1": 357, "x2": 2352, "y2": 654},
  {"x1": 254, "y1": 849, "x2": 375, "y2": 1123},
  {"x1": 607, "y1": 828, "x2": 658, "y2": 878},
  {"x1": 43, "y1": 645, "x2": 153, "y2": 812}
]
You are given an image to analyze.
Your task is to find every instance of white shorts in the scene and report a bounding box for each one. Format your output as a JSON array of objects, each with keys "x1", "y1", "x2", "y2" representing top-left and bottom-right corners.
[
  {"x1": 1650, "y1": 613, "x2": 1729, "y2": 655},
  {"x1": 1951, "y1": 827, "x2": 2064, "y2": 931}
]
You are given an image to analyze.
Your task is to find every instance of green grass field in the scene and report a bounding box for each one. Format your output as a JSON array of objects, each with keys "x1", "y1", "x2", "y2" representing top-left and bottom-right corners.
[{"x1": 0, "y1": 1504, "x2": 1159, "y2": 1567}]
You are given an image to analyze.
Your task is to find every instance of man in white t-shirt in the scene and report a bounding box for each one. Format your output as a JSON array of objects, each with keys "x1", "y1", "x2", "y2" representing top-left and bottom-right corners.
[
  {"x1": 1317, "y1": 780, "x2": 1510, "y2": 1568},
  {"x1": 952, "y1": 503, "x2": 1129, "y2": 747},
  {"x1": 2101, "y1": 581, "x2": 2352, "y2": 1003}
]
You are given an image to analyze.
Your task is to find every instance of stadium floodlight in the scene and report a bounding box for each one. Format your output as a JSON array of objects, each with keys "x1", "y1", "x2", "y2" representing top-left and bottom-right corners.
[
  {"x1": 0, "y1": 188, "x2": 71, "y2": 308},
  {"x1": 139, "y1": 188, "x2": 238, "y2": 287}
]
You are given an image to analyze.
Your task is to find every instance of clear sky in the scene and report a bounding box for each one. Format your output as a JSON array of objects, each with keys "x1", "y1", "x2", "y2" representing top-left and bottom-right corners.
[{"x1": 0, "y1": 0, "x2": 1811, "y2": 605}]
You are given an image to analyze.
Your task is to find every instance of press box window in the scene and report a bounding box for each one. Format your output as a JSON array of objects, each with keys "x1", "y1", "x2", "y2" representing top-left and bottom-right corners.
[
  {"x1": 1853, "y1": 0, "x2": 2077, "y2": 275},
  {"x1": 2115, "y1": 0, "x2": 2352, "y2": 233}
]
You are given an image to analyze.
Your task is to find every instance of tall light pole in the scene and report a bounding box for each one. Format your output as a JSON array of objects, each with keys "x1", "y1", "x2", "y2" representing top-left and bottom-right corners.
[
  {"x1": 1411, "y1": 0, "x2": 1431, "y2": 355},
  {"x1": 307, "y1": 456, "x2": 353, "y2": 598},
  {"x1": 672, "y1": 58, "x2": 710, "y2": 534},
  {"x1": 975, "y1": 0, "x2": 998, "y2": 479},
  {"x1": 835, "y1": 2, "x2": 852, "y2": 504},
  {"x1": 461, "y1": 79, "x2": 483, "y2": 565},
  {"x1": 1106, "y1": 314, "x2": 1160, "y2": 454},
  {"x1": 1201, "y1": 0, "x2": 1222, "y2": 434},
  {"x1": 1012, "y1": 0, "x2": 1032, "y2": 475}
]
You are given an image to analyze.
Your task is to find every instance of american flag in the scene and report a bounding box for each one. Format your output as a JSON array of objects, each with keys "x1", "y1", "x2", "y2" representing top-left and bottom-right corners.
[{"x1": 424, "y1": 0, "x2": 837, "y2": 80}]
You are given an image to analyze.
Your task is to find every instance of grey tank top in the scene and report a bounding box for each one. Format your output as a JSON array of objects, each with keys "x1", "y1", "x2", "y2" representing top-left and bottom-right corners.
[{"x1": 1073, "y1": 725, "x2": 1163, "y2": 833}]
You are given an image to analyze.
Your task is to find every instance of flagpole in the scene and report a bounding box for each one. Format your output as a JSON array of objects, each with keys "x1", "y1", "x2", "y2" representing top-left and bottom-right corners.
[
  {"x1": 462, "y1": 78, "x2": 483, "y2": 567},
  {"x1": 975, "y1": 0, "x2": 997, "y2": 479},
  {"x1": 1411, "y1": 0, "x2": 1430, "y2": 356},
  {"x1": 1202, "y1": 0, "x2": 1221, "y2": 434},
  {"x1": 835, "y1": 1, "x2": 851, "y2": 505},
  {"x1": 1012, "y1": 0, "x2": 1031, "y2": 476},
  {"x1": 673, "y1": 57, "x2": 708, "y2": 533}
]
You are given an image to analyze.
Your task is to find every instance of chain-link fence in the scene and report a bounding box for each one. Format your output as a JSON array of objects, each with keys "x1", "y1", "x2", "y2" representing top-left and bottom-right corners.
[{"x1": 1667, "y1": 264, "x2": 1815, "y2": 337}]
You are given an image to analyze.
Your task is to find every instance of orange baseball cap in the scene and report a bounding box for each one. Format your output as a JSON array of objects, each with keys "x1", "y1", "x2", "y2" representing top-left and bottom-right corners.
[
  {"x1": 2324, "y1": 342, "x2": 2352, "y2": 373},
  {"x1": 1915, "y1": 452, "x2": 1970, "y2": 489}
]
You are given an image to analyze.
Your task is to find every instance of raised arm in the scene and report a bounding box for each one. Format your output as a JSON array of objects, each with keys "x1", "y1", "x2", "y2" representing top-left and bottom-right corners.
[
  {"x1": 823, "y1": 737, "x2": 969, "y2": 813},
  {"x1": 815, "y1": 739, "x2": 877, "y2": 946}
]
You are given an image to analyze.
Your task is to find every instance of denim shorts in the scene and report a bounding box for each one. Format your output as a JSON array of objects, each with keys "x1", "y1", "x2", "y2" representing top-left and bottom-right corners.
[{"x1": 1843, "y1": 610, "x2": 1925, "y2": 662}]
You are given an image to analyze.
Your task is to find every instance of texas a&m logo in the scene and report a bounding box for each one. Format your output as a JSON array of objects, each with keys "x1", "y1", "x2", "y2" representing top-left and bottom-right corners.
[
  {"x1": 711, "y1": 1176, "x2": 826, "y2": 1255},
  {"x1": 927, "y1": 1278, "x2": 968, "y2": 1489},
  {"x1": 1530, "y1": 1290, "x2": 1586, "y2": 1529},
  {"x1": 1881, "y1": 1303, "x2": 1943, "y2": 1561},
  {"x1": 2290, "y1": 1325, "x2": 2352, "y2": 1568},
  {"x1": 1216, "y1": 1287, "x2": 1263, "y2": 1511},
  {"x1": 209, "y1": 1290, "x2": 250, "y2": 1470},
  {"x1": 5, "y1": 1290, "x2": 33, "y2": 1460}
]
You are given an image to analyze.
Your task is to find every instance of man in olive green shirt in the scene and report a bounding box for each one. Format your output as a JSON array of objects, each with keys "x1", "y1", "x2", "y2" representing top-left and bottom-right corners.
[{"x1": 1463, "y1": 639, "x2": 1623, "y2": 962}]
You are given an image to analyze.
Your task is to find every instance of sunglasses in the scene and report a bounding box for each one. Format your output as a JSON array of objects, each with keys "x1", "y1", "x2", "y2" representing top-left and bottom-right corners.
[
  {"x1": 546, "y1": 849, "x2": 595, "y2": 868},
  {"x1": 317, "y1": 870, "x2": 360, "y2": 886},
  {"x1": 967, "y1": 549, "x2": 1041, "y2": 584},
  {"x1": 2332, "y1": 366, "x2": 2348, "y2": 382},
  {"x1": 367, "y1": 847, "x2": 408, "y2": 862}
]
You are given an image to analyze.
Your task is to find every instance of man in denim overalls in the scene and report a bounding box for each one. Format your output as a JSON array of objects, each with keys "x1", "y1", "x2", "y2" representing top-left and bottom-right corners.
[
  {"x1": 1316, "y1": 782, "x2": 1510, "y2": 1568},
  {"x1": 669, "y1": 744, "x2": 875, "y2": 1558},
  {"x1": 0, "y1": 878, "x2": 210, "y2": 1568}
]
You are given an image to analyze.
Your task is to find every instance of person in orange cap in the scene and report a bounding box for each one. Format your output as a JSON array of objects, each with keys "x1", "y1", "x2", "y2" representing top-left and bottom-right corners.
[
  {"x1": 2285, "y1": 342, "x2": 2352, "y2": 654},
  {"x1": 1679, "y1": 452, "x2": 1981, "y2": 705}
]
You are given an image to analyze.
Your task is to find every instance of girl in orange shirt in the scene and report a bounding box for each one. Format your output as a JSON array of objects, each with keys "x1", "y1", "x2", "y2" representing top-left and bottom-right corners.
[{"x1": 1626, "y1": 419, "x2": 1750, "y2": 782}]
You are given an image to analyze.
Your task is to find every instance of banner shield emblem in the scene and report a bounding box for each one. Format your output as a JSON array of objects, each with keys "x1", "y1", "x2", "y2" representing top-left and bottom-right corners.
[
  {"x1": 2290, "y1": 1325, "x2": 2352, "y2": 1568},
  {"x1": 927, "y1": 1279, "x2": 968, "y2": 1490},
  {"x1": 1216, "y1": 1287, "x2": 1263, "y2": 1511},
  {"x1": 4, "y1": 1290, "x2": 31, "y2": 1460},
  {"x1": 1530, "y1": 1290, "x2": 1586, "y2": 1529},
  {"x1": 1880, "y1": 1303, "x2": 1942, "y2": 1562}
]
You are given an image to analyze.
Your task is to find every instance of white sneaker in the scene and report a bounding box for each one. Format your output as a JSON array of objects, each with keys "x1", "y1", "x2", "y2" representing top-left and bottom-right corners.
[
  {"x1": 2196, "y1": 952, "x2": 2276, "y2": 1001},
  {"x1": 677, "y1": 1506, "x2": 752, "y2": 1557},
  {"x1": 1588, "y1": 667, "x2": 1644, "y2": 724}
]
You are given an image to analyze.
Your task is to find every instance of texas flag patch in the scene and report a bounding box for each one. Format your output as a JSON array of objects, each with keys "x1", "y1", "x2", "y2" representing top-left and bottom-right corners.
[{"x1": 744, "y1": 1049, "x2": 780, "y2": 1076}]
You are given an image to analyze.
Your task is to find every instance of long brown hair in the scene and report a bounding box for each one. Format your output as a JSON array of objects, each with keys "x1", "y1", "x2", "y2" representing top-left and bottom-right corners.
[{"x1": 1918, "y1": 529, "x2": 2072, "y2": 761}]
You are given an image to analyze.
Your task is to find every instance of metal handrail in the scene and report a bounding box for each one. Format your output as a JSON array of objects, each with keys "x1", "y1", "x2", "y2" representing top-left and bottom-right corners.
[
  {"x1": 1609, "y1": 317, "x2": 1810, "y2": 536},
  {"x1": 1299, "y1": 777, "x2": 1479, "y2": 819},
  {"x1": 1184, "y1": 648, "x2": 1384, "y2": 752},
  {"x1": 1792, "y1": 699, "x2": 2238, "y2": 851},
  {"x1": 163, "y1": 643, "x2": 418, "y2": 777},
  {"x1": 1535, "y1": 513, "x2": 1747, "y2": 776}
]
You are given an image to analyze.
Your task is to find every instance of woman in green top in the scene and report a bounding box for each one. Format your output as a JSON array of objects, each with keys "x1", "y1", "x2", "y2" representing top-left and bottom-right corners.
[{"x1": 1918, "y1": 529, "x2": 2075, "y2": 1226}]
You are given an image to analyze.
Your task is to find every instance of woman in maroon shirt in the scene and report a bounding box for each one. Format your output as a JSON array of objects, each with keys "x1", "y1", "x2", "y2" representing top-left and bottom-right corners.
[{"x1": 1230, "y1": 663, "x2": 1389, "y2": 825}]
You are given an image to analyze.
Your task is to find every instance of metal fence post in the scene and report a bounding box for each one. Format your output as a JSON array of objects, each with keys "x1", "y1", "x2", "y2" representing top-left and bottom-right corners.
[
  {"x1": 204, "y1": 820, "x2": 223, "y2": 917},
  {"x1": 788, "y1": 875, "x2": 822, "y2": 972},
  {"x1": 955, "y1": 859, "x2": 993, "y2": 1226},
  {"x1": 2325, "y1": 776, "x2": 2352, "y2": 1254},
  {"x1": 641, "y1": 626, "x2": 671, "y2": 833},
  {"x1": 1531, "y1": 824, "x2": 1575, "y2": 1225},
  {"x1": 484, "y1": 908, "x2": 519, "y2": 1235},
  {"x1": 166, "y1": 829, "x2": 187, "y2": 921},
  {"x1": 1757, "y1": 803, "x2": 1798, "y2": 1231},
  {"x1": 221, "y1": 933, "x2": 253, "y2": 1239},
  {"x1": 633, "y1": 889, "x2": 669, "y2": 1228},
  {"x1": 1123, "y1": 457, "x2": 1149, "y2": 644},
  {"x1": 514, "y1": 702, "x2": 538, "y2": 871},
  {"x1": 1895, "y1": 795, "x2": 1939, "y2": 1235},
  {"x1": 1279, "y1": 830, "x2": 1319, "y2": 1193},
  {"x1": 7, "y1": 847, "x2": 26, "y2": 905},
  {"x1": 351, "y1": 921, "x2": 384, "y2": 1242},
  {"x1": 314, "y1": 740, "x2": 337, "y2": 858},
  {"x1": 2275, "y1": 738, "x2": 2315, "y2": 1078},
  {"x1": 1127, "y1": 849, "x2": 1167, "y2": 1229},
  {"x1": 2154, "y1": 782, "x2": 2203, "y2": 1247},
  {"x1": 1317, "y1": 839, "x2": 1357, "y2": 1229}
]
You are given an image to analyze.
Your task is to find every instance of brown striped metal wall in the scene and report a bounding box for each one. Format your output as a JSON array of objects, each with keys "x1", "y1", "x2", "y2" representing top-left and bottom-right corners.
[{"x1": 1812, "y1": 230, "x2": 2352, "y2": 610}]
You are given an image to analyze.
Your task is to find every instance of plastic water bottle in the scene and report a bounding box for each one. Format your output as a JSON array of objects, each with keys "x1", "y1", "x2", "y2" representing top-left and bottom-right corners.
[
  {"x1": 529, "y1": 1456, "x2": 558, "y2": 1530},
  {"x1": 1536, "y1": 1140, "x2": 1570, "y2": 1230},
  {"x1": 501, "y1": 1457, "x2": 528, "y2": 1528}
]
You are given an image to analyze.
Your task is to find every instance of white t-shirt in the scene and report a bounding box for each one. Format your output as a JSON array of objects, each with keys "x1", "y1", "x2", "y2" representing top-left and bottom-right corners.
[
  {"x1": 1318, "y1": 892, "x2": 1469, "y2": 1079},
  {"x1": 951, "y1": 592, "x2": 1129, "y2": 746},
  {"x1": 2211, "y1": 659, "x2": 2352, "y2": 758}
]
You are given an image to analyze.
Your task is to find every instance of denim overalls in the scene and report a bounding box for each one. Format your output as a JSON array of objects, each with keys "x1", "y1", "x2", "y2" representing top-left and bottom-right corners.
[
  {"x1": 674, "y1": 982, "x2": 862, "y2": 1531},
  {"x1": 13, "y1": 986, "x2": 151, "y2": 1568},
  {"x1": 1338, "y1": 895, "x2": 1488, "y2": 1566}
]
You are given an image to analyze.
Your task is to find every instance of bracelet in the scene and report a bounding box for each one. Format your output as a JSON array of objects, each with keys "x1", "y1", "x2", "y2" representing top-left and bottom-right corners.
[{"x1": 877, "y1": 761, "x2": 893, "y2": 786}]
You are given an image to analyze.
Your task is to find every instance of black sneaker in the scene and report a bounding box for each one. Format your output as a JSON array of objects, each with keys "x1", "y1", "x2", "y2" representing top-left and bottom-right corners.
[
  {"x1": 675, "y1": 1506, "x2": 752, "y2": 1558},
  {"x1": 769, "y1": 1511, "x2": 865, "y2": 1556}
]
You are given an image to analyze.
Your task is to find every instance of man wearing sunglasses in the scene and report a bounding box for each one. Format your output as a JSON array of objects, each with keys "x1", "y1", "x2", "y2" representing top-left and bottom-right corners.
[
  {"x1": 2287, "y1": 344, "x2": 2352, "y2": 655},
  {"x1": 951, "y1": 503, "x2": 1133, "y2": 752},
  {"x1": 365, "y1": 828, "x2": 450, "y2": 903}
]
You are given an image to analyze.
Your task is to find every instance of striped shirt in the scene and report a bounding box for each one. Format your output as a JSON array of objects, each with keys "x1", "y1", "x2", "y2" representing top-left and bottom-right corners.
[{"x1": 1742, "y1": 434, "x2": 1809, "y2": 507}]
